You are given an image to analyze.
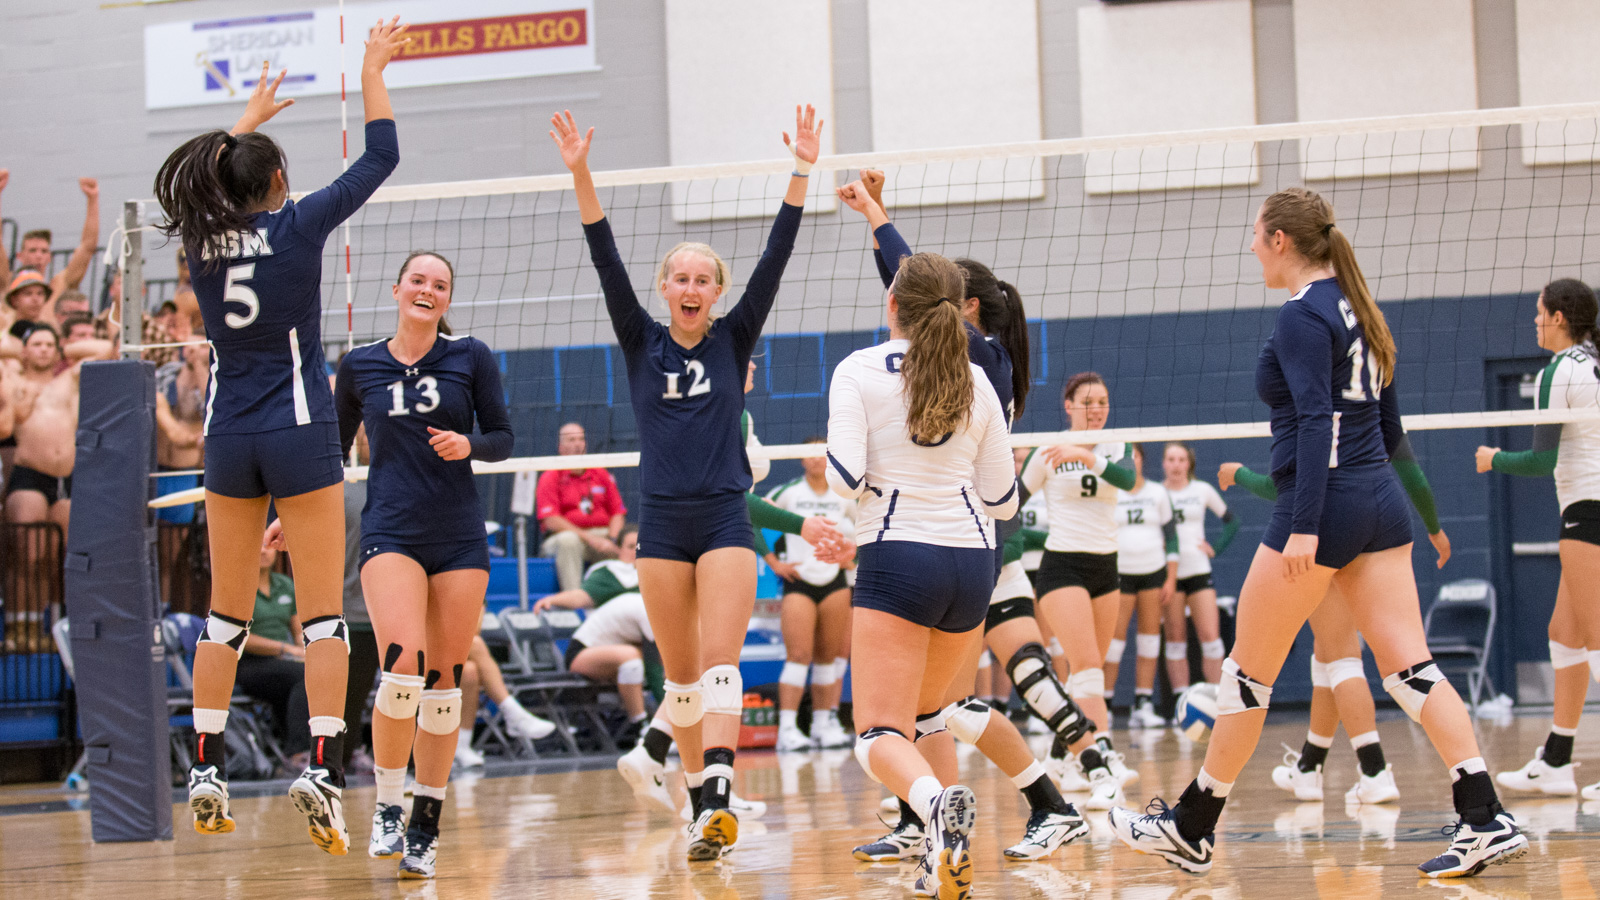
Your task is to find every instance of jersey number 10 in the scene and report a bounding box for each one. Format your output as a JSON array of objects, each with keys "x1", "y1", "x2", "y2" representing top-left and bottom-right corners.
[{"x1": 1342, "y1": 337, "x2": 1383, "y2": 402}]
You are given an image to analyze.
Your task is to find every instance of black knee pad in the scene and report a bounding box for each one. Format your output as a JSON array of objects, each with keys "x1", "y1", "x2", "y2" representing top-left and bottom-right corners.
[
  {"x1": 383, "y1": 642, "x2": 404, "y2": 673},
  {"x1": 985, "y1": 596, "x2": 1035, "y2": 633}
]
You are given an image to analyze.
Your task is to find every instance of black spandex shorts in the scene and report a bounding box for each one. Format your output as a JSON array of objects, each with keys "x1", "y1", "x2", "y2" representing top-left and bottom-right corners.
[
  {"x1": 1035, "y1": 550, "x2": 1119, "y2": 599},
  {"x1": 360, "y1": 537, "x2": 491, "y2": 575},
  {"x1": 985, "y1": 595, "x2": 1035, "y2": 633},
  {"x1": 780, "y1": 570, "x2": 849, "y2": 604},
  {"x1": 4, "y1": 464, "x2": 70, "y2": 505},
  {"x1": 1119, "y1": 569, "x2": 1166, "y2": 594},
  {"x1": 1176, "y1": 572, "x2": 1214, "y2": 594},
  {"x1": 562, "y1": 638, "x2": 588, "y2": 671},
  {"x1": 636, "y1": 493, "x2": 753, "y2": 563},
  {"x1": 204, "y1": 421, "x2": 343, "y2": 500},
  {"x1": 1562, "y1": 500, "x2": 1600, "y2": 547},
  {"x1": 853, "y1": 540, "x2": 995, "y2": 633}
]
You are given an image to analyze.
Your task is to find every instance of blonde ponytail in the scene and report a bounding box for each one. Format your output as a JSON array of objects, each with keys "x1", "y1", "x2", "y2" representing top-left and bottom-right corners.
[{"x1": 892, "y1": 253, "x2": 972, "y2": 441}]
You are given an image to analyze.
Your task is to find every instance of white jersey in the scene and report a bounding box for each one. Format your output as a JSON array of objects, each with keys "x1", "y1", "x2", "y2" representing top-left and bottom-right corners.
[
  {"x1": 742, "y1": 410, "x2": 770, "y2": 486},
  {"x1": 1168, "y1": 478, "x2": 1229, "y2": 578},
  {"x1": 766, "y1": 477, "x2": 856, "y2": 585},
  {"x1": 1116, "y1": 481, "x2": 1176, "y2": 575},
  {"x1": 826, "y1": 340, "x2": 1018, "y2": 548},
  {"x1": 571, "y1": 592, "x2": 654, "y2": 648},
  {"x1": 1018, "y1": 442, "x2": 1132, "y2": 555},
  {"x1": 992, "y1": 559, "x2": 1034, "y2": 605},
  {"x1": 1018, "y1": 490, "x2": 1048, "y2": 571},
  {"x1": 1536, "y1": 346, "x2": 1600, "y2": 511}
]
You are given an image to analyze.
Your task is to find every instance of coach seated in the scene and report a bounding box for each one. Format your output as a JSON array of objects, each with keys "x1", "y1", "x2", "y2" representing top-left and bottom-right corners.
[
  {"x1": 237, "y1": 544, "x2": 312, "y2": 768},
  {"x1": 536, "y1": 422, "x2": 628, "y2": 591},
  {"x1": 534, "y1": 524, "x2": 638, "y2": 612}
]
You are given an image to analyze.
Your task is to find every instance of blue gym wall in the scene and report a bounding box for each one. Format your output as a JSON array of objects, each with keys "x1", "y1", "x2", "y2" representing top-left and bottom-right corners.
[{"x1": 482, "y1": 288, "x2": 1547, "y2": 705}]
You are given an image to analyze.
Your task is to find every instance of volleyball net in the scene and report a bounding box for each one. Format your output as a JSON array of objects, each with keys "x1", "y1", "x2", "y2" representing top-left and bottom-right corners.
[{"x1": 132, "y1": 102, "x2": 1600, "y2": 506}]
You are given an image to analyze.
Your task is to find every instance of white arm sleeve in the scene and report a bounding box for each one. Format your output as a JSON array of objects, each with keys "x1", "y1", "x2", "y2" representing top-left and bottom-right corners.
[
  {"x1": 1203, "y1": 481, "x2": 1228, "y2": 517},
  {"x1": 973, "y1": 382, "x2": 1019, "y2": 519},
  {"x1": 1019, "y1": 447, "x2": 1048, "y2": 495},
  {"x1": 826, "y1": 361, "x2": 868, "y2": 500},
  {"x1": 745, "y1": 427, "x2": 771, "y2": 486}
]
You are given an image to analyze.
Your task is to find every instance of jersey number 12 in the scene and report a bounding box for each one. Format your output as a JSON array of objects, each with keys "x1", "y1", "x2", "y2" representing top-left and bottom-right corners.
[
  {"x1": 663, "y1": 360, "x2": 710, "y2": 400},
  {"x1": 388, "y1": 377, "x2": 441, "y2": 416}
]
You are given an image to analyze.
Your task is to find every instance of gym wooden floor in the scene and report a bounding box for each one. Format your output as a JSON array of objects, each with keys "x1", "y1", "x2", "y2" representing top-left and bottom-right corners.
[{"x1": 3, "y1": 714, "x2": 1599, "y2": 899}]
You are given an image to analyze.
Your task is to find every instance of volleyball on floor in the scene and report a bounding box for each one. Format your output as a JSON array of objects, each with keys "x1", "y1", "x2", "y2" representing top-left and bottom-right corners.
[{"x1": 1176, "y1": 683, "x2": 1218, "y2": 741}]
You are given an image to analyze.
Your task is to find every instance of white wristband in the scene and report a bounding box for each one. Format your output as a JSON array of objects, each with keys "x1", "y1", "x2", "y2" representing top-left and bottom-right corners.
[{"x1": 791, "y1": 154, "x2": 813, "y2": 177}]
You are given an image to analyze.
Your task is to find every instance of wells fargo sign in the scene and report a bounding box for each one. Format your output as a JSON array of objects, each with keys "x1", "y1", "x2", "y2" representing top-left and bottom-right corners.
[{"x1": 398, "y1": 10, "x2": 587, "y2": 60}]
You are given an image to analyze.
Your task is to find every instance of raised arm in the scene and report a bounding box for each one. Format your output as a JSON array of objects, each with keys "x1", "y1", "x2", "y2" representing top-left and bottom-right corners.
[
  {"x1": 51, "y1": 178, "x2": 99, "y2": 296},
  {"x1": 838, "y1": 177, "x2": 905, "y2": 288}
]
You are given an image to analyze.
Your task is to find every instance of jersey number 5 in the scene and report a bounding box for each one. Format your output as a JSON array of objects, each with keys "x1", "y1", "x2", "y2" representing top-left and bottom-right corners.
[
  {"x1": 388, "y1": 376, "x2": 441, "y2": 417},
  {"x1": 1342, "y1": 337, "x2": 1383, "y2": 401},
  {"x1": 223, "y1": 263, "x2": 259, "y2": 329},
  {"x1": 663, "y1": 360, "x2": 710, "y2": 400}
]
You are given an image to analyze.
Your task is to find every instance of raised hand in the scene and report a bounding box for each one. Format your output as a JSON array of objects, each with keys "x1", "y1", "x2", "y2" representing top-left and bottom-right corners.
[
  {"x1": 861, "y1": 169, "x2": 885, "y2": 207},
  {"x1": 1216, "y1": 461, "x2": 1242, "y2": 491},
  {"x1": 1040, "y1": 444, "x2": 1096, "y2": 468},
  {"x1": 550, "y1": 110, "x2": 594, "y2": 173},
  {"x1": 235, "y1": 62, "x2": 296, "y2": 133},
  {"x1": 79, "y1": 177, "x2": 99, "y2": 200},
  {"x1": 783, "y1": 103, "x2": 823, "y2": 166},
  {"x1": 836, "y1": 180, "x2": 877, "y2": 215},
  {"x1": 364, "y1": 16, "x2": 410, "y2": 72}
]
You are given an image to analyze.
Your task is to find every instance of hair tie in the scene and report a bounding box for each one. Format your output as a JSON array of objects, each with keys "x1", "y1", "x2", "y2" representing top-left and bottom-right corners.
[
  {"x1": 1322, "y1": 223, "x2": 1335, "y2": 236},
  {"x1": 938, "y1": 297, "x2": 955, "y2": 306},
  {"x1": 221, "y1": 133, "x2": 239, "y2": 150}
]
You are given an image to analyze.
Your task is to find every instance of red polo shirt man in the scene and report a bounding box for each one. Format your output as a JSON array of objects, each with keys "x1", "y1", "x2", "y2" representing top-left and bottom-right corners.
[{"x1": 536, "y1": 422, "x2": 627, "y2": 590}]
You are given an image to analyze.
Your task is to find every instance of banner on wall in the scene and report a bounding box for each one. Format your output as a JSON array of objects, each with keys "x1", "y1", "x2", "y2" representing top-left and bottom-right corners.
[{"x1": 144, "y1": 0, "x2": 596, "y2": 110}]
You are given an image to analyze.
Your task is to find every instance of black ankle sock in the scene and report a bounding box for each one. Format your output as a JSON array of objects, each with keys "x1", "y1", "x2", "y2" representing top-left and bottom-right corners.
[
  {"x1": 409, "y1": 793, "x2": 443, "y2": 838},
  {"x1": 1049, "y1": 731, "x2": 1071, "y2": 761},
  {"x1": 1174, "y1": 780, "x2": 1226, "y2": 843},
  {"x1": 1298, "y1": 741, "x2": 1329, "y2": 773},
  {"x1": 1355, "y1": 741, "x2": 1387, "y2": 778},
  {"x1": 899, "y1": 797, "x2": 923, "y2": 828},
  {"x1": 1079, "y1": 747, "x2": 1106, "y2": 773},
  {"x1": 1134, "y1": 691, "x2": 1152, "y2": 707},
  {"x1": 1096, "y1": 735, "x2": 1115, "y2": 755},
  {"x1": 312, "y1": 732, "x2": 346, "y2": 787},
  {"x1": 195, "y1": 731, "x2": 227, "y2": 772},
  {"x1": 1021, "y1": 772, "x2": 1072, "y2": 815},
  {"x1": 643, "y1": 726, "x2": 673, "y2": 765},
  {"x1": 701, "y1": 747, "x2": 735, "y2": 810},
  {"x1": 1544, "y1": 731, "x2": 1576, "y2": 768},
  {"x1": 687, "y1": 785, "x2": 703, "y2": 817},
  {"x1": 1451, "y1": 771, "x2": 1502, "y2": 827}
]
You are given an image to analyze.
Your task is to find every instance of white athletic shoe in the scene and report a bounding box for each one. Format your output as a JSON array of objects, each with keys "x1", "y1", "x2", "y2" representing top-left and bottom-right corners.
[
  {"x1": 1107, "y1": 799, "x2": 1214, "y2": 875},
  {"x1": 1271, "y1": 747, "x2": 1325, "y2": 802},
  {"x1": 287, "y1": 765, "x2": 349, "y2": 856},
  {"x1": 811, "y1": 715, "x2": 855, "y2": 749},
  {"x1": 1083, "y1": 766, "x2": 1124, "y2": 811},
  {"x1": 852, "y1": 819, "x2": 926, "y2": 862},
  {"x1": 776, "y1": 725, "x2": 813, "y2": 753},
  {"x1": 616, "y1": 744, "x2": 676, "y2": 814},
  {"x1": 687, "y1": 807, "x2": 738, "y2": 861},
  {"x1": 1417, "y1": 812, "x2": 1529, "y2": 878},
  {"x1": 919, "y1": 786, "x2": 975, "y2": 900},
  {"x1": 1129, "y1": 700, "x2": 1166, "y2": 729},
  {"x1": 187, "y1": 763, "x2": 235, "y2": 835},
  {"x1": 397, "y1": 829, "x2": 437, "y2": 879},
  {"x1": 1003, "y1": 807, "x2": 1088, "y2": 860},
  {"x1": 454, "y1": 739, "x2": 485, "y2": 769},
  {"x1": 1051, "y1": 754, "x2": 1092, "y2": 793},
  {"x1": 679, "y1": 790, "x2": 767, "y2": 822},
  {"x1": 1496, "y1": 747, "x2": 1577, "y2": 796},
  {"x1": 1345, "y1": 766, "x2": 1400, "y2": 805},
  {"x1": 368, "y1": 803, "x2": 406, "y2": 858},
  {"x1": 1583, "y1": 780, "x2": 1600, "y2": 801},
  {"x1": 503, "y1": 705, "x2": 557, "y2": 741},
  {"x1": 1105, "y1": 749, "x2": 1138, "y2": 787},
  {"x1": 879, "y1": 794, "x2": 903, "y2": 820}
]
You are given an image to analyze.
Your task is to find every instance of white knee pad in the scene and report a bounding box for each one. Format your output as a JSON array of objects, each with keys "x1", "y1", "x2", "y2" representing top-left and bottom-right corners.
[
  {"x1": 1310, "y1": 656, "x2": 1331, "y2": 689},
  {"x1": 1135, "y1": 634, "x2": 1161, "y2": 659},
  {"x1": 914, "y1": 708, "x2": 947, "y2": 741},
  {"x1": 664, "y1": 679, "x2": 704, "y2": 727},
  {"x1": 1066, "y1": 668, "x2": 1105, "y2": 699},
  {"x1": 301, "y1": 614, "x2": 349, "y2": 653},
  {"x1": 978, "y1": 650, "x2": 995, "y2": 669},
  {"x1": 944, "y1": 696, "x2": 991, "y2": 744},
  {"x1": 1327, "y1": 656, "x2": 1366, "y2": 689},
  {"x1": 1382, "y1": 660, "x2": 1444, "y2": 723},
  {"x1": 617, "y1": 658, "x2": 645, "y2": 686},
  {"x1": 376, "y1": 672, "x2": 426, "y2": 720},
  {"x1": 1217, "y1": 658, "x2": 1272, "y2": 715},
  {"x1": 854, "y1": 726, "x2": 904, "y2": 784},
  {"x1": 832, "y1": 657, "x2": 850, "y2": 682},
  {"x1": 1105, "y1": 638, "x2": 1127, "y2": 664},
  {"x1": 1164, "y1": 641, "x2": 1188, "y2": 662},
  {"x1": 810, "y1": 661, "x2": 838, "y2": 687},
  {"x1": 779, "y1": 660, "x2": 810, "y2": 688},
  {"x1": 702, "y1": 664, "x2": 743, "y2": 717},
  {"x1": 198, "y1": 612, "x2": 252, "y2": 659},
  {"x1": 1551, "y1": 640, "x2": 1589, "y2": 670},
  {"x1": 418, "y1": 688, "x2": 462, "y2": 735},
  {"x1": 1047, "y1": 638, "x2": 1064, "y2": 658},
  {"x1": 1200, "y1": 638, "x2": 1224, "y2": 660}
]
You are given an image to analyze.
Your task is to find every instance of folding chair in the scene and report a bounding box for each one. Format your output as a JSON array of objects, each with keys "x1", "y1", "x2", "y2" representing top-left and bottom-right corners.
[
  {"x1": 491, "y1": 608, "x2": 614, "y2": 755},
  {"x1": 161, "y1": 613, "x2": 292, "y2": 777},
  {"x1": 1423, "y1": 579, "x2": 1498, "y2": 708}
]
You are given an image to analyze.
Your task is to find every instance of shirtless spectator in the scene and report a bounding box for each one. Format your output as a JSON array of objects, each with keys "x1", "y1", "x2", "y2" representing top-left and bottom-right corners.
[
  {"x1": 154, "y1": 330, "x2": 208, "y2": 525},
  {"x1": 3, "y1": 271, "x2": 54, "y2": 341},
  {"x1": 54, "y1": 290, "x2": 91, "y2": 320},
  {"x1": 0, "y1": 176, "x2": 100, "y2": 307},
  {"x1": 5, "y1": 324, "x2": 114, "y2": 532}
]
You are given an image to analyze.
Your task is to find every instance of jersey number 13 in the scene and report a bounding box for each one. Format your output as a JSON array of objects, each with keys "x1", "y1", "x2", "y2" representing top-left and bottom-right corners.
[{"x1": 388, "y1": 377, "x2": 441, "y2": 416}]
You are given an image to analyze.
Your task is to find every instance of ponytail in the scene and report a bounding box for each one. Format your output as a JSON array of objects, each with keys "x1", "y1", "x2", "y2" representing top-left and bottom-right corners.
[
  {"x1": 892, "y1": 253, "x2": 973, "y2": 441},
  {"x1": 1260, "y1": 187, "x2": 1394, "y2": 386},
  {"x1": 956, "y1": 257, "x2": 1030, "y2": 417},
  {"x1": 154, "y1": 130, "x2": 285, "y2": 269}
]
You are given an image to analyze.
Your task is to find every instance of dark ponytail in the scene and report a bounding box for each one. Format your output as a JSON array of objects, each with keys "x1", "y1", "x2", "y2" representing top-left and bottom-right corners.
[
  {"x1": 1541, "y1": 278, "x2": 1599, "y2": 352},
  {"x1": 956, "y1": 258, "x2": 1030, "y2": 417},
  {"x1": 154, "y1": 130, "x2": 285, "y2": 268}
]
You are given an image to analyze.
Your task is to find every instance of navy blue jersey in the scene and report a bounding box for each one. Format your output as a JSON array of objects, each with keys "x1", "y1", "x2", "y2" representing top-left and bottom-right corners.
[
  {"x1": 873, "y1": 224, "x2": 1015, "y2": 425},
  {"x1": 583, "y1": 203, "x2": 801, "y2": 500},
  {"x1": 335, "y1": 333, "x2": 512, "y2": 545},
  {"x1": 189, "y1": 119, "x2": 400, "y2": 435},
  {"x1": 1256, "y1": 278, "x2": 1403, "y2": 534}
]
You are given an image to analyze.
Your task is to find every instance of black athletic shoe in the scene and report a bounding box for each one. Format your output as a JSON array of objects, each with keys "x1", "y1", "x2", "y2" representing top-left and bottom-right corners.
[
  {"x1": 288, "y1": 765, "x2": 349, "y2": 855},
  {"x1": 1418, "y1": 812, "x2": 1529, "y2": 878}
]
